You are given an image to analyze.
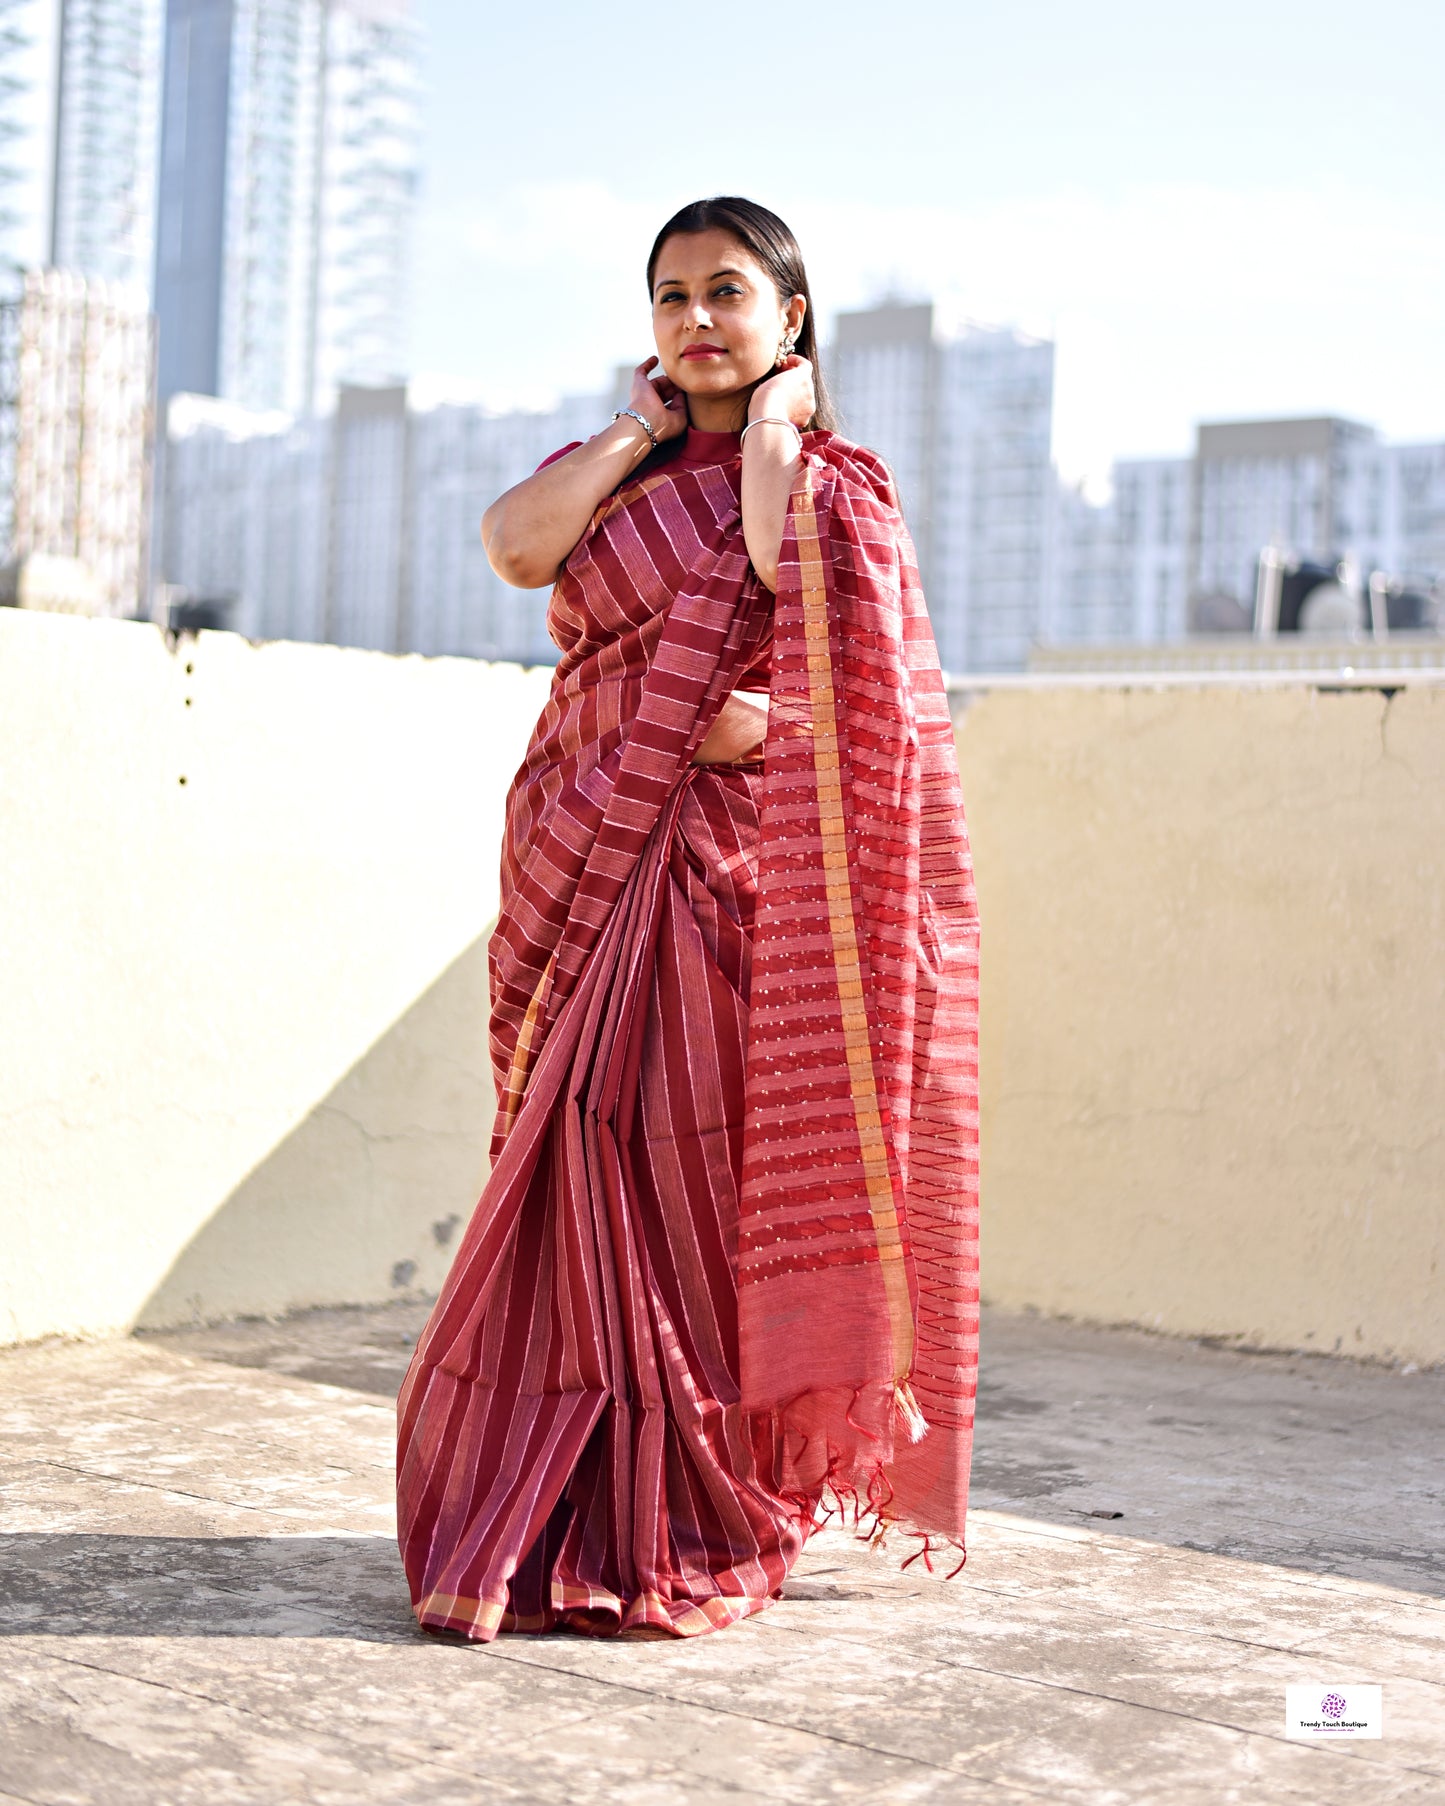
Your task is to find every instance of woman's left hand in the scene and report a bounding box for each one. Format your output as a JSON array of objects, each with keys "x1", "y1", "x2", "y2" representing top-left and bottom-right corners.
[
  {"x1": 747, "y1": 355, "x2": 815, "y2": 431},
  {"x1": 739, "y1": 357, "x2": 815, "y2": 592}
]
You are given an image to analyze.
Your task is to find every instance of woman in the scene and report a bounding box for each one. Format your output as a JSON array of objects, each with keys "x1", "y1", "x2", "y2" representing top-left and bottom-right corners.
[{"x1": 397, "y1": 197, "x2": 980, "y2": 1641}]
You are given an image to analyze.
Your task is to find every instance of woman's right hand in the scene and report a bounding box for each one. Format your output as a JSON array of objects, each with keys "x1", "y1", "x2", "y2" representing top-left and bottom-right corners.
[
  {"x1": 482, "y1": 357, "x2": 688, "y2": 589},
  {"x1": 630, "y1": 357, "x2": 688, "y2": 445}
]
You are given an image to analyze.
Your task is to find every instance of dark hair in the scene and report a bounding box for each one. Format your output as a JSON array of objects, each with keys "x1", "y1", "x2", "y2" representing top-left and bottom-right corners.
[{"x1": 646, "y1": 196, "x2": 836, "y2": 432}]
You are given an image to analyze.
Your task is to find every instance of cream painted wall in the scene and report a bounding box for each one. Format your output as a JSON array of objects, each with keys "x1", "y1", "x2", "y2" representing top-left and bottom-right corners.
[
  {"x1": 957, "y1": 680, "x2": 1445, "y2": 1367},
  {"x1": 0, "y1": 610, "x2": 553, "y2": 1343},
  {"x1": 4, "y1": 611, "x2": 1441, "y2": 1364}
]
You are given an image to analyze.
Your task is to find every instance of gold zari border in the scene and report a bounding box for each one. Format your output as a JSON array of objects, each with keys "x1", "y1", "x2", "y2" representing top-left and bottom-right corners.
[{"x1": 791, "y1": 475, "x2": 915, "y2": 1380}]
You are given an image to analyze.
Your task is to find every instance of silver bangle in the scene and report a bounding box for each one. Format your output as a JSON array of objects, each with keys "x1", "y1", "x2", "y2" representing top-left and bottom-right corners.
[
  {"x1": 611, "y1": 407, "x2": 659, "y2": 450},
  {"x1": 740, "y1": 415, "x2": 803, "y2": 453}
]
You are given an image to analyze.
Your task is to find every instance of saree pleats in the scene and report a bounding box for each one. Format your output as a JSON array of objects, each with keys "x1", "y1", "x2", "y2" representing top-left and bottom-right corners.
[
  {"x1": 398, "y1": 432, "x2": 980, "y2": 1638},
  {"x1": 398, "y1": 767, "x2": 804, "y2": 1639}
]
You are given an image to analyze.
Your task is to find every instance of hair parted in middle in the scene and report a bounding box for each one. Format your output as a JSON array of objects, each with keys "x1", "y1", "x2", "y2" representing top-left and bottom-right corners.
[{"x1": 646, "y1": 196, "x2": 836, "y2": 433}]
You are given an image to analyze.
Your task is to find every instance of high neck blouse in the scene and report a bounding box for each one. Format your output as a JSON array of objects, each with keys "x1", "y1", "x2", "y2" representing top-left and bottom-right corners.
[
  {"x1": 537, "y1": 424, "x2": 743, "y2": 479},
  {"x1": 672, "y1": 426, "x2": 742, "y2": 468}
]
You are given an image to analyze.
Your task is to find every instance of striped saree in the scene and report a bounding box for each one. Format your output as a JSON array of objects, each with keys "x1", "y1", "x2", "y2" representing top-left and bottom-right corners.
[{"x1": 396, "y1": 430, "x2": 980, "y2": 1640}]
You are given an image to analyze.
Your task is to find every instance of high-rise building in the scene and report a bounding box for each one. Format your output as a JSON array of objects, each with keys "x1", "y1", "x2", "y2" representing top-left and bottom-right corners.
[
  {"x1": 932, "y1": 325, "x2": 1056, "y2": 673},
  {"x1": 1113, "y1": 458, "x2": 1191, "y2": 643},
  {"x1": 310, "y1": 0, "x2": 419, "y2": 406},
  {"x1": 1048, "y1": 481, "x2": 1124, "y2": 647},
  {"x1": 155, "y1": 0, "x2": 322, "y2": 413},
  {"x1": 327, "y1": 381, "x2": 409, "y2": 648},
  {"x1": 154, "y1": 0, "x2": 420, "y2": 416},
  {"x1": 407, "y1": 390, "x2": 600, "y2": 661},
  {"x1": 0, "y1": 266, "x2": 155, "y2": 613},
  {"x1": 0, "y1": 1, "x2": 55, "y2": 270},
  {"x1": 1044, "y1": 420, "x2": 1444, "y2": 657},
  {"x1": 1050, "y1": 458, "x2": 1193, "y2": 647},
  {"x1": 159, "y1": 391, "x2": 328, "y2": 636},
  {"x1": 1189, "y1": 417, "x2": 1384, "y2": 625},
  {"x1": 1381, "y1": 442, "x2": 1445, "y2": 589},
  {"x1": 829, "y1": 301, "x2": 1055, "y2": 673},
  {"x1": 0, "y1": 4, "x2": 163, "y2": 615},
  {"x1": 160, "y1": 383, "x2": 602, "y2": 659},
  {"x1": 48, "y1": 0, "x2": 164, "y2": 288},
  {"x1": 828, "y1": 302, "x2": 937, "y2": 556},
  {"x1": 0, "y1": 0, "x2": 163, "y2": 284}
]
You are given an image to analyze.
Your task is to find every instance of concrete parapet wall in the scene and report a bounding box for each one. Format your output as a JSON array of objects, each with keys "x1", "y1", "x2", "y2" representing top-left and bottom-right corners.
[
  {"x1": 956, "y1": 677, "x2": 1444, "y2": 1366},
  {"x1": 3, "y1": 609, "x2": 1441, "y2": 1362},
  {"x1": 0, "y1": 610, "x2": 552, "y2": 1344}
]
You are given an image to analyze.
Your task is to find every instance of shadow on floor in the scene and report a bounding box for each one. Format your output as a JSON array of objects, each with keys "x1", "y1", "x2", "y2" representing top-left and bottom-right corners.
[
  {"x1": 137, "y1": 1300, "x2": 431, "y2": 1401},
  {"x1": 0, "y1": 1535, "x2": 420, "y2": 1642},
  {"x1": 0, "y1": 1534, "x2": 906, "y2": 1639},
  {"x1": 966, "y1": 1310, "x2": 1445, "y2": 1599},
  {"x1": 133, "y1": 1301, "x2": 1445, "y2": 1602}
]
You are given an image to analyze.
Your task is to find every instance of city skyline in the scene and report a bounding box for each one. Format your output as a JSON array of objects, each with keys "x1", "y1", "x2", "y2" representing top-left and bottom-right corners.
[
  {"x1": 155, "y1": 305, "x2": 1444, "y2": 673},
  {"x1": 153, "y1": 0, "x2": 422, "y2": 415},
  {"x1": 4, "y1": 0, "x2": 1443, "y2": 654},
  {"x1": 406, "y1": 0, "x2": 1445, "y2": 491},
  {"x1": 5, "y1": 0, "x2": 1441, "y2": 489},
  {"x1": 0, "y1": 0, "x2": 422, "y2": 415}
]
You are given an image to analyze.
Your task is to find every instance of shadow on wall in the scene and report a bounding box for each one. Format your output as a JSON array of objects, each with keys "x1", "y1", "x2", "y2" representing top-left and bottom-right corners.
[{"x1": 135, "y1": 931, "x2": 499, "y2": 1332}]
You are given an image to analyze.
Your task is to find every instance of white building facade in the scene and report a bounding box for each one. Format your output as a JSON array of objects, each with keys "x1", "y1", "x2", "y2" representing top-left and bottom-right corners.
[
  {"x1": 158, "y1": 374, "x2": 1445, "y2": 665},
  {"x1": 828, "y1": 302, "x2": 1056, "y2": 674},
  {"x1": 0, "y1": 0, "x2": 164, "y2": 285},
  {"x1": 0, "y1": 267, "x2": 155, "y2": 613},
  {"x1": 160, "y1": 385, "x2": 606, "y2": 660},
  {"x1": 310, "y1": 0, "x2": 420, "y2": 407},
  {"x1": 154, "y1": 0, "x2": 421, "y2": 416},
  {"x1": 159, "y1": 392, "x2": 328, "y2": 638},
  {"x1": 0, "y1": 0, "x2": 57, "y2": 270},
  {"x1": 1111, "y1": 457, "x2": 1192, "y2": 642},
  {"x1": 50, "y1": 0, "x2": 164, "y2": 289},
  {"x1": 1382, "y1": 441, "x2": 1445, "y2": 588},
  {"x1": 1050, "y1": 420, "x2": 1444, "y2": 646},
  {"x1": 1191, "y1": 417, "x2": 1386, "y2": 619},
  {"x1": 1049, "y1": 458, "x2": 1192, "y2": 646}
]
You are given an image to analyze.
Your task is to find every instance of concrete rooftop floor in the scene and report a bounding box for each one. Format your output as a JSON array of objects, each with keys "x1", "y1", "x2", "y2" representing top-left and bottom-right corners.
[{"x1": 0, "y1": 1304, "x2": 1441, "y2": 1805}]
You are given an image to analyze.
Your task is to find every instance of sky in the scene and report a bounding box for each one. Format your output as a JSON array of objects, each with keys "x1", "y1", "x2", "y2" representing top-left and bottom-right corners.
[{"x1": 408, "y1": 0, "x2": 1444, "y2": 491}]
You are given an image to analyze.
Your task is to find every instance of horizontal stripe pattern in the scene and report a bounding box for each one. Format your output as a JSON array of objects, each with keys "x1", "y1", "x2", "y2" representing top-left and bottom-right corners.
[
  {"x1": 397, "y1": 432, "x2": 979, "y2": 1640},
  {"x1": 739, "y1": 443, "x2": 980, "y2": 1537}
]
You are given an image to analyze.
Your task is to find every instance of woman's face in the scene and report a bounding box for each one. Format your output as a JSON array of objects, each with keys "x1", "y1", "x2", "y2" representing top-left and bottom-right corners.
[{"x1": 651, "y1": 228, "x2": 805, "y2": 410}]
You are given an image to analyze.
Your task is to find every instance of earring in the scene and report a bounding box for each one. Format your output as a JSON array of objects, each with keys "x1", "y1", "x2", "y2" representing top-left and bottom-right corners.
[{"x1": 774, "y1": 330, "x2": 798, "y2": 369}]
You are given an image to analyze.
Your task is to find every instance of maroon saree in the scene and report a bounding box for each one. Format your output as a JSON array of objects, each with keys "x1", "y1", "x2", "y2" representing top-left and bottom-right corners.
[{"x1": 396, "y1": 427, "x2": 980, "y2": 1639}]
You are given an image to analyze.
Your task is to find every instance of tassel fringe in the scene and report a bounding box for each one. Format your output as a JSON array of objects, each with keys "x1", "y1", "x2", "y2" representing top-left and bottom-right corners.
[
  {"x1": 892, "y1": 1379, "x2": 929, "y2": 1445},
  {"x1": 781, "y1": 1462, "x2": 967, "y2": 1581}
]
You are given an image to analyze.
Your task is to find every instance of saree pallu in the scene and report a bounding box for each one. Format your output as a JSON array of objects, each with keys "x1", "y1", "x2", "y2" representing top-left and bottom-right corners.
[{"x1": 396, "y1": 433, "x2": 980, "y2": 1640}]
